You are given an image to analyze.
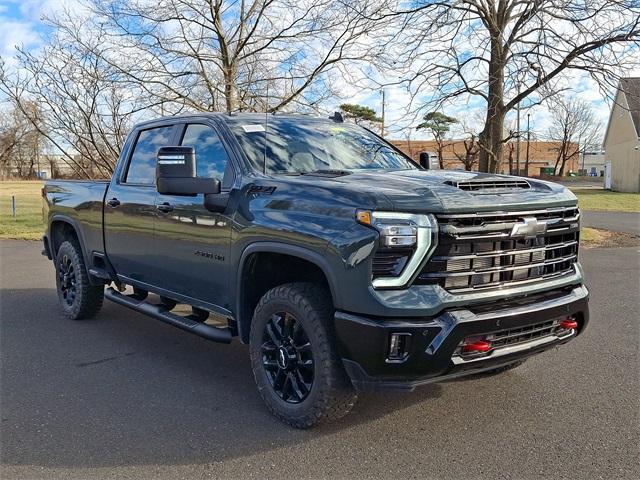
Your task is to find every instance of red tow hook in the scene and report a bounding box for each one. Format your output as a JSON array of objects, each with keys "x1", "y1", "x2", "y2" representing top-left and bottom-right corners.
[
  {"x1": 462, "y1": 340, "x2": 492, "y2": 354},
  {"x1": 559, "y1": 319, "x2": 578, "y2": 330}
]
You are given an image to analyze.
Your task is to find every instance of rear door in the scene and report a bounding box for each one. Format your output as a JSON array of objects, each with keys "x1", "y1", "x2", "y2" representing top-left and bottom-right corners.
[
  {"x1": 104, "y1": 124, "x2": 176, "y2": 284},
  {"x1": 153, "y1": 122, "x2": 237, "y2": 310}
]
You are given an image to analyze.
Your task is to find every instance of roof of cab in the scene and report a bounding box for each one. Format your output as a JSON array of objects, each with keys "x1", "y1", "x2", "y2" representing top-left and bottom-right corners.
[{"x1": 133, "y1": 112, "x2": 336, "y2": 129}]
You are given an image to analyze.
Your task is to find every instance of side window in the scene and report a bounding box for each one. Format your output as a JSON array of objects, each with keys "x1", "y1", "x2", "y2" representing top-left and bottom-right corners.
[
  {"x1": 125, "y1": 126, "x2": 174, "y2": 184},
  {"x1": 181, "y1": 124, "x2": 232, "y2": 186}
]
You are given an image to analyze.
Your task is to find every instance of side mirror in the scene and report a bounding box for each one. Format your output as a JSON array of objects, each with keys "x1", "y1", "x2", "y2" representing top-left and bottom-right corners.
[
  {"x1": 156, "y1": 146, "x2": 221, "y2": 195},
  {"x1": 419, "y1": 152, "x2": 430, "y2": 169}
]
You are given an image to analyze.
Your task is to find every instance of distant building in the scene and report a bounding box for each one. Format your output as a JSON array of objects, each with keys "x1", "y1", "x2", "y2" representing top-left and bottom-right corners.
[
  {"x1": 603, "y1": 77, "x2": 640, "y2": 192},
  {"x1": 1, "y1": 152, "x2": 76, "y2": 179},
  {"x1": 390, "y1": 139, "x2": 579, "y2": 176},
  {"x1": 580, "y1": 151, "x2": 606, "y2": 177}
]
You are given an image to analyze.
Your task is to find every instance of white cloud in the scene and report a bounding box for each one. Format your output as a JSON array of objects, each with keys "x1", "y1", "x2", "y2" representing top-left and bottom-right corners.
[{"x1": 0, "y1": 18, "x2": 41, "y2": 60}]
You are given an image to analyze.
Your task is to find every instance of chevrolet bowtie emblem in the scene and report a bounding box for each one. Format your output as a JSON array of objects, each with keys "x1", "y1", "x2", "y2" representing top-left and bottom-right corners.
[{"x1": 510, "y1": 216, "x2": 547, "y2": 238}]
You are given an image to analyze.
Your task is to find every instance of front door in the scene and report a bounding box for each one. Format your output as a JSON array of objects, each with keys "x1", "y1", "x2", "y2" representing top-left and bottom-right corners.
[
  {"x1": 104, "y1": 124, "x2": 176, "y2": 284},
  {"x1": 153, "y1": 123, "x2": 236, "y2": 311}
]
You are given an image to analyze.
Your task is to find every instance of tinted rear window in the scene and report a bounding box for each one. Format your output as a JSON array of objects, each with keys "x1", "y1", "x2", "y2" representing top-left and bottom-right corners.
[{"x1": 125, "y1": 126, "x2": 174, "y2": 184}]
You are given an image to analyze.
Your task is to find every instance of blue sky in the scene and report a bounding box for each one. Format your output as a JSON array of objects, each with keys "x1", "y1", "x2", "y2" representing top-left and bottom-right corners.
[
  {"x1": 1, "y1": 0, "x2": 634, "y2": 142},
  {"x1": 0, "y1": 1, "x2": 67, "y2": 61}
]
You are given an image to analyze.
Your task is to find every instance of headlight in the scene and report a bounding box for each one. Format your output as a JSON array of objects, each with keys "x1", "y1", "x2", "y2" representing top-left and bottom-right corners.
[{"x1": 357, "y1": 210, "x2": 438, "y2": 288}]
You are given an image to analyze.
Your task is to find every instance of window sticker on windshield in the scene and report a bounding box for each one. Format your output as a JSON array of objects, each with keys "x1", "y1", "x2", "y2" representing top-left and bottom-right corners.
[{"x1": 241, "y1": 124, "x2": 266, "y2": 133}]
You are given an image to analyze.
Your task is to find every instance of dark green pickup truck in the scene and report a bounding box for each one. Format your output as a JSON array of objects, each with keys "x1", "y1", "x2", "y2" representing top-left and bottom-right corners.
[{"x1": 43, "y1": 112, "x2": 589, "y2": 428}]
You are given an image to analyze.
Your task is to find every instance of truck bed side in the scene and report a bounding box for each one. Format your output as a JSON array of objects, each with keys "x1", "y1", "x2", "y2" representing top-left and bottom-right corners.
[{"x1": 43, "y1": 180, "x2": 109, "y2": 265}]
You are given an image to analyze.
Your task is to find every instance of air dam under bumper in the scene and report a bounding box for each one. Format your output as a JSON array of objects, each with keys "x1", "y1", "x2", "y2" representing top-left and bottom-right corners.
[{"x1": 335, "y1": 285, "x2": 589, "y2": 391}]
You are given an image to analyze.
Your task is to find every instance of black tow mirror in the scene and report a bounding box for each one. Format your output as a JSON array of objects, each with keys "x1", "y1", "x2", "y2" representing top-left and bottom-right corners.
[{"x1": 156, "y1": 146, "x2": 221, "y2": 195}]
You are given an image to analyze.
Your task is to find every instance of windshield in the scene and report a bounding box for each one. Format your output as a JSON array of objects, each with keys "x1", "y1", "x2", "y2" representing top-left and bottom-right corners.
[{"x1": 228, "y1": 118, "x2": 418, "y2": 174}]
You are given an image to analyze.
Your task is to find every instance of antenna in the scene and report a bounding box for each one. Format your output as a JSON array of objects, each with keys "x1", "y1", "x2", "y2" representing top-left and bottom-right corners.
[{"x1": 263, "y1": 84, "x2": 269, "y2": 174}]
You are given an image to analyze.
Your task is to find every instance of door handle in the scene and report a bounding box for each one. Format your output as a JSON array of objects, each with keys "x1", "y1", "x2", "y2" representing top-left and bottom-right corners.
[
  {"x1": 106, "y1": 198, "x2": 121, "y2": 208},
  {"x1": 156, "y1": 202, "x2": 174, "y2": 213}
]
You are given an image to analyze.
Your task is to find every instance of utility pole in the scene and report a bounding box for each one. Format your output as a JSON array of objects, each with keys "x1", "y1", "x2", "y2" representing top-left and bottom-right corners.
[
  {"x1": 525, "y1": 113, "x2": 531, "y2": 177},
  {"x1": 515, "y1": 85, "x2": 521, "y2": 175},
  {"x1": 380, "y1": 89, "x2": 385, "y2": 138}
]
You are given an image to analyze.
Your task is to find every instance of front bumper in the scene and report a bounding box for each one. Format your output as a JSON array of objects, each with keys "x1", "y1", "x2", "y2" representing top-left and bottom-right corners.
[{"x1": 335, "y1": 284, "x2": 589, "y2": 391}]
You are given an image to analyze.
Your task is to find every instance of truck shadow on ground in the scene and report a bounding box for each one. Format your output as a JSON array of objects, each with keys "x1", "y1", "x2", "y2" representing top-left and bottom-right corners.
[{"x1": 1, "y1": 288, "x2": 443, "y2": 469}]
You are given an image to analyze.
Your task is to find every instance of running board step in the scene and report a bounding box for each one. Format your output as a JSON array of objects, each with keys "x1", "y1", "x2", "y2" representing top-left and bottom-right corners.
[
  {"x1": 89, "y1": 267, "x2": 112, "y2": 280},
  {"x1": 104, "y1": 288, "x2": 232, "y2": 343}
]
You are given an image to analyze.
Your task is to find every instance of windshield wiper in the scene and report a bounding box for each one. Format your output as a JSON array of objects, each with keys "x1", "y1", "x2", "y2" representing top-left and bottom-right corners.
[{"x1": 300, "y1": 169, "x2": 352, "y2": 176}]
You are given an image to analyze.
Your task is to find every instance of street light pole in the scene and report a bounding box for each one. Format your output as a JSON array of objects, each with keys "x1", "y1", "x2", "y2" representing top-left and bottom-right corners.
[
  {"x1": 516, "y1": 85, "x2": 521, "y2": 175},
  {"x1": 381, "y1": 89, "x2": 385, "y2": 138},
  {"x1": 525, "y1": 113, "x2": 531, "y2": 177}
]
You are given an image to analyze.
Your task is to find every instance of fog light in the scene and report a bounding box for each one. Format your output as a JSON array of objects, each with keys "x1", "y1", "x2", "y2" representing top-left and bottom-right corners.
[{"x1": 387, "y1": 333, "x2": 411, "y2": 362}]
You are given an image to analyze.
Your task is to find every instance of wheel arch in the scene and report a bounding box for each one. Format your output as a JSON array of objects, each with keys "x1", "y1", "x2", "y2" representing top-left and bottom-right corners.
[
  {"x1": 235, "y1": 242, "x2": 340, "y2": 344},
  {"x1": 48, "y1": 215, "x2": 88, "y2": 262}
]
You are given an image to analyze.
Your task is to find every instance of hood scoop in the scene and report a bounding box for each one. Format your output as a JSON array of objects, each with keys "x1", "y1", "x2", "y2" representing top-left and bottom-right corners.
[{"x1": 444, "y1": 179, "x2": 531, "y2": 191}]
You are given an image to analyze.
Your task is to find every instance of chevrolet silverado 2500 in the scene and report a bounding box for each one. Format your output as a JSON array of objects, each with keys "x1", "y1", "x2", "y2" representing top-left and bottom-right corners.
[{"x1": 43, "y1": 113, "x2": 589, "y2": 428}]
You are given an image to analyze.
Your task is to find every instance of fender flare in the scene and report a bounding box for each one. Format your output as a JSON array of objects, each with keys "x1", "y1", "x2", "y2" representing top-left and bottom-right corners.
[
  {"x1": 48, "y1": 214, "x2": 91, "y2": 265},
  {"x1": 235, "y1": 241, "x2": 340, "y2": 343}
]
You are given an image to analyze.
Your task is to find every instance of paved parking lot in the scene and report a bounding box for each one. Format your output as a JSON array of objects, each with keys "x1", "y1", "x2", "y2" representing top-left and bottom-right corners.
[
  {"x1": 582, "y1": 210, "x2": 640, "y2": 236},
  {"x1": 1, "y1": 240, "x2": 638, "y2": 480}
]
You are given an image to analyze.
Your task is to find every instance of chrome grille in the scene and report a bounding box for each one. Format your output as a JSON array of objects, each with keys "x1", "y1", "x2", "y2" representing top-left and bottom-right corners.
[{"x1": 417, "y1": 206, "x2": 580, "y2": 292}]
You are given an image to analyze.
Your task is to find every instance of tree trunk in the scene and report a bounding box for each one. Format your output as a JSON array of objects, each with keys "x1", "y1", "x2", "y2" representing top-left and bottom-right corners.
[
  {"x1": 559, "y1": 154, "x2": 568, "y2": 176},
  {"x1": 478, "y1": 36, "x2": 506, "y2": 173},
  {"x1": 479, "y1": 111, "x2": 505, "y2": 173},
  {"x1": 223, "y1": 67, "x2": 238, "y2": 113},
  {"x1": 508, "y1": 147, "x2": 514, "y2": 175}
]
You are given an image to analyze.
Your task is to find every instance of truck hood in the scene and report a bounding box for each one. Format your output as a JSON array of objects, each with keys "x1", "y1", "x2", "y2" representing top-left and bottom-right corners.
[{"x1": 290, "y1": 169, "x2": 577, "y2": 213}]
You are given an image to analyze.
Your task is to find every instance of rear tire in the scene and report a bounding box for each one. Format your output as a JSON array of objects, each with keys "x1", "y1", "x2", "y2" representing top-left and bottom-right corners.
[
  {"x1": 55, "y1": 240, "x2": 104, "y2": 320},
  {"x1": 249, "y1": 282, "x2": 357, "y2": 428}
]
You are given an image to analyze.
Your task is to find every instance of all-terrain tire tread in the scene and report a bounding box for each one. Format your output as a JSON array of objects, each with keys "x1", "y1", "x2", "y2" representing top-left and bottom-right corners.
[
  {"x1": 56, "y1": 240, "x2": 104, "y2": 320},
  {"x1": 250, "y1": 282, "x2": 357, "y2": 428}
]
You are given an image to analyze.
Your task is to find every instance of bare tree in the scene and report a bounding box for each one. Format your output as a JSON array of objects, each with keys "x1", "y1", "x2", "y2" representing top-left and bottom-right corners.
[
  {"x1": 0, "y1": 20, "x2": 140, "y2": 179},
  {"x1": 0, "y1": 101, "x2": 47, "y2": 179},
  {"x1": 454, "y1": 133, "x2": 480, "y2": 171},
  {"x1": 547, "y1": 97, "x2": 602, "y2": 176},
  {"x1": 68, "y1": 0, "x2": 393, "y2": 114},
  {"x1": 389, "y1": 0, "x2": 640, "y2": 172}
]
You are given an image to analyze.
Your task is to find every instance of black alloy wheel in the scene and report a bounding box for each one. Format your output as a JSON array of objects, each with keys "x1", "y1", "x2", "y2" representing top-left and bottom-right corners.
[
  {"x1": 58, "y1": 253, "x2": 77, "y2": 307},
  {"x1": 249, "y1": 282, "x2": 357, "y2": 428},
  {"x1": 54, "y1": 240, "x2": 104, "y2": 320},
  {"x1": 261, "y1": 311, "x2": 314, "y2": 404}
]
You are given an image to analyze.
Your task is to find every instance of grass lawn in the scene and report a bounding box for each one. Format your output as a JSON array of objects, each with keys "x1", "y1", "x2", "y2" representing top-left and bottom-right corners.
[
  {"x1": 0, "y1": 181, "x2": 44, "y2": 240},
  {"x1": 571, "y1": 188, "x2": 640, "y2": 212}
]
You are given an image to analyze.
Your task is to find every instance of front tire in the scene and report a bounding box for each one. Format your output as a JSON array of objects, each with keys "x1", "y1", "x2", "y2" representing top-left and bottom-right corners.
[
  {"x1": 249, "y1": 282, "x2": 357, "y2": 428},
  {"x1": 55, "y1": 240, "x2": 104, "y2": 320}
]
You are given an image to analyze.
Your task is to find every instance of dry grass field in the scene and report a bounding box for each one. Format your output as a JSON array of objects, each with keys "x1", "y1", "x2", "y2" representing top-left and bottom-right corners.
[{"x1": 0, "y1": 181, "x2": 44, "y2": 240}]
